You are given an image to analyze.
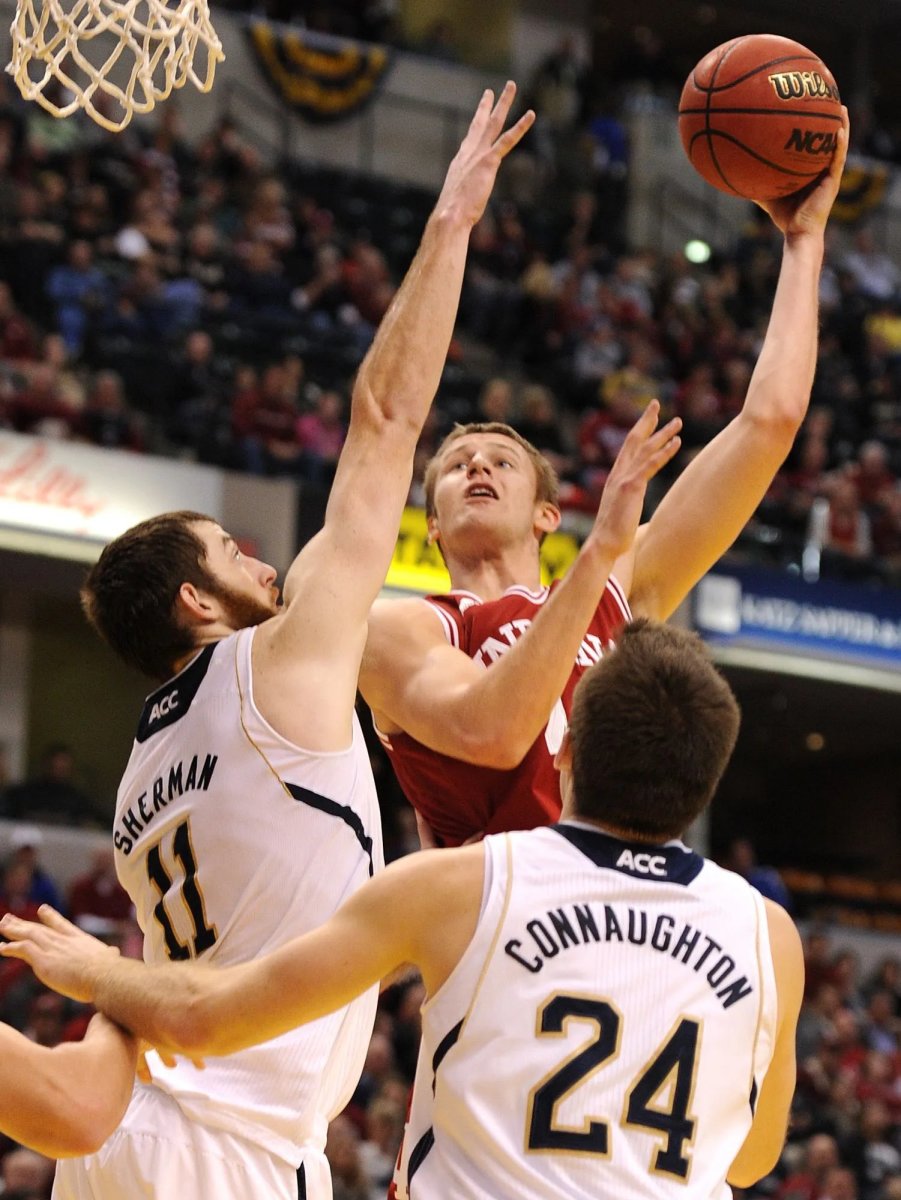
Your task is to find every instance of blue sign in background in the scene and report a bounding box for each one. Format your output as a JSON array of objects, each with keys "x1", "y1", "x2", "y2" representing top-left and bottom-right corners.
[{"x1": 693, "y1": 567, "x2": 901, "y2": 669}]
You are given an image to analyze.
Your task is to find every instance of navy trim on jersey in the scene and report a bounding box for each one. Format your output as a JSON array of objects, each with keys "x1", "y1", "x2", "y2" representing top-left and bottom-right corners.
[
  {"x1": 552, "y1": 823, "x2": 704, "y2": 886},
  {"x1": 408, "y1": 1016, "x2": 463, "y2": 1192},
  {"x1": 431, "y1": 1018, "x2": 463, "y2": 1094},
  {"x1": 407, "y1": 1127, "x2": 435, "y2": 1188},
  {"x1": 285, "y1": 783, "x2": 375, "y2": 877},
  {"x1": 135, "y1": 645, "x2": 216, "y2": 743},
  {"x1": 298, "y1": 1163, "x2": 306, "y2": 1199}
]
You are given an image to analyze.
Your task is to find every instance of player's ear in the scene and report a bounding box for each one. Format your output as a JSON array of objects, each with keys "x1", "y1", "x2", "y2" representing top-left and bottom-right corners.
[
  {"x1": 553, "y1": 730, "x2": 572, "y2": 773},
  {"x1": 177, "y1": 581, "x2": 216, "y2": 621},
  {"x1": 534, "y1": 501, "x2": 561, "y2": 539},
  {"x1": 426, "y1": 514, "x2": 440, "y2": 546}
]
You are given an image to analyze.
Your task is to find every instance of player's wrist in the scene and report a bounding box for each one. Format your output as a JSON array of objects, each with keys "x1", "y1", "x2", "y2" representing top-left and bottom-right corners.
[{"x1": 782, "y1": 226, "x2": 826, "y2": 256}]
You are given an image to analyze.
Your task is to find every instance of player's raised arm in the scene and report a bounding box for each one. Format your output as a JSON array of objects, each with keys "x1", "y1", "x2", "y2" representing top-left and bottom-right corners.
[
  {"x1": 727, "y1": 900, "x2": 804, "y2": 1187},
  {"x1": 622, "y1": 109, "x2": 849, "y2": 622},
  {"x1": 0, "y1": 1014, "x2": 137, "y2": 1158},
  {"x1": 0, "y1": 848, "x2": 483, "y2": 1060},
  {"x1": 362, "y1": 403, "x2": 680, "y2": 766},
  {"x1": 262, "y1": 87, "x2": 533, "y2": 702}
]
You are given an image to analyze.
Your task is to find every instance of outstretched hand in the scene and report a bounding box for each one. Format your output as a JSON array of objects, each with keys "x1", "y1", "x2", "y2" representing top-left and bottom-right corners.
[
  {"x1": 0, "y1": 905, "x2": 117, "y2": 1003},
  {"x1": 590, "y1": 400, "x2": 682, "y2": 562},
  {"x1": 434, "y1": 82, "x2": 535, "y2": 229},
  {"x1": 757, "y1": 105, "x2": 849, "y2": 237}
]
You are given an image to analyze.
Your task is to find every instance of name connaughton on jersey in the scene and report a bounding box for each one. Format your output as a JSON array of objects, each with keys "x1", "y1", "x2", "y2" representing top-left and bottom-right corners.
[{"x1": 394, "y1": 823, "x2": 777, "y2": 1200}]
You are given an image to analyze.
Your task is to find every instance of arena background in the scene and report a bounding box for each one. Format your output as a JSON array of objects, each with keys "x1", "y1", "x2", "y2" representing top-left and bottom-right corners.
[{"x1": 0, "y1": 0, "x2": 898, "y2": 1195}]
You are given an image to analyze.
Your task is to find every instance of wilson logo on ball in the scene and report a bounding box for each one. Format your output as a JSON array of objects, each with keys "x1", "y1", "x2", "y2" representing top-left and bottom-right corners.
[
  {"x1": 784, "y1": 129, "x2": 839, "y2": 154},
  {"x1": 767, "y1": 70, "x2": 841, "y2": 102}
]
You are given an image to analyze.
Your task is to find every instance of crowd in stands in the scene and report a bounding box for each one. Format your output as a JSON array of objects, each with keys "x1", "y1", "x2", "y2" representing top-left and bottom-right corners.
[{"x1": 0, "y1": 60, "x2": 899, "y2": 587}]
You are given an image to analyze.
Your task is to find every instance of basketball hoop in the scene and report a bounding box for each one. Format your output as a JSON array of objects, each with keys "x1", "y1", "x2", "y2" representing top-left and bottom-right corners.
[{"x1": 7, "y1": 0, "x2": 225, "y2": 133}]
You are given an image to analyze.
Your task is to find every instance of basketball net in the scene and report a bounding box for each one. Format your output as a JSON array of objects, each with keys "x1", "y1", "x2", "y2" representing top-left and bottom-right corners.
[{"x1": 7, "y1": 0, "x2": 225, "y2": 132}]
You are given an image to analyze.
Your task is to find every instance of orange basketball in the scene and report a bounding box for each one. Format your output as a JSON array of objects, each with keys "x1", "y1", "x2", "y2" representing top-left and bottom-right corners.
[{"x1": 678, "y1": 34, "x2": 841, "y2": 201}]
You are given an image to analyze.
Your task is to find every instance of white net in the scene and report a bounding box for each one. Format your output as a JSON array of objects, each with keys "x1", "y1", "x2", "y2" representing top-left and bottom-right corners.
[{"x1": 7, "y1": 0, "x2": 224, "y2": 132}]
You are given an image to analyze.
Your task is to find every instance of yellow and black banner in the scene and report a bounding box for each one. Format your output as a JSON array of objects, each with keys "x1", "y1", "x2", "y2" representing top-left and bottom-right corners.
[
  {"x1": 246, "y1": 21, "x2": 393, "y2": 122},
  {"x1": 832, "y1": 160, "x2": 889, "y2": 223},
  {"x1": 385, "y1": 508, "x2": 581, "y2": 595}
]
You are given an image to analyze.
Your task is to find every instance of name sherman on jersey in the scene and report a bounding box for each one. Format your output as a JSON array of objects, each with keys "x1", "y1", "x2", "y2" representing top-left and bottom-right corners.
[
  {"x1": 114, "y1": 752, "x2": 218, "y2": 855},
  {"x1": 503, "y1": 900, "x2": 754, "y2": 1009}
]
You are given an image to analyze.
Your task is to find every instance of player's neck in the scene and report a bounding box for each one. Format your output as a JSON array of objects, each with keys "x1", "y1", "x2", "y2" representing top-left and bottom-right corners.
[{"x1": 446, "y1": 545, "x2": 542, "y2": 601}]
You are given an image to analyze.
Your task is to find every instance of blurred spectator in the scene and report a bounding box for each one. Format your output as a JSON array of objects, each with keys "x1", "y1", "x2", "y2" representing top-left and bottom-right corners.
[
  {"x1": 9, "y1": 363, "x2": 78, "y2": 439},
  {"x1": 296, "y1": 388, "x2": 346, "y2": 486},
  {"x1": 181, "y1": 221, "x2": 230, "y2": 311},
  {"x1": 0, "y1": 742, "x2": 102, "y2": 827},
  {"x1": 865, "y1": 959, "x2": 901, "y2": 1014},
  {"x1": 861, "y1": 991, "x2": 900, "y2": 1055},
  {"x1": 808, "y1": 478, "x2": 876, "y2": 583},
  {"x1": 842, "y1": 230, "x2": 901, "y2": 305},
  {"x1": 231, "y1": 361, "x2": 302, "y2": 475},
  {"x1": 77, "y1": 369, "x2": 144, "y2": 451},
  {"x1": 21, "y1": 989, "x2": 67, "y2": 1048},
  {"x1": 44, "y1": 238, "x2": 109, "y2": 355},
  {"x1": 325, "y1": 1115, "x2": 370, "y2": 1200},
  {"x1": 841, "y1": 1100, "x2": 901, "y2": 1200},
  {"x1": 0, "y1": 1146, "x2": 55, "y2": 1199},
  {"x1": 776, "y1": 1132, "x2": 840, "y2": 1200},
  {"x1": 724, "y1": 836, "x2": 793, "y2": 910},
  {"x1": 525, "y1": 36, "x2": 588, "y2": 166},
  {"x1": 846, "y1": 442, "x2": 897, "y2": 513},
  {"x1": 475, "y1": 376, "x2": 514, "y2": 425},
  {"x1": 515, "y1": 383, "x2": 574, "y2": 480},
  {"x1": 359, "y1": 1097, "x2": 405, "y2": 1197},
  {"x1": 68, "y1": 848, "x2": 133, "y2": 929},
  {"x1": 0, "y1": 281, "x2": 39, "y2": 362},
  {"x1": 821, "y1": 1167, "x2": 860, "y2": 1200},
  {"x1": 4, "y1": 825, "x2": 65, "y2": 911}
]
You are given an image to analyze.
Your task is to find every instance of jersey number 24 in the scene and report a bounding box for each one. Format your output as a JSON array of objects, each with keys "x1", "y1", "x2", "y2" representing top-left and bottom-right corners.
[{"x1": 527, "y1": 993, "x2": 701, "y2": 1179}]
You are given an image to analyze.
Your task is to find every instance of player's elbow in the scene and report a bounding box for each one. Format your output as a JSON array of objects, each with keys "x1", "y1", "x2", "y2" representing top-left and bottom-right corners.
[
  {"x1": 51, "y1": 1098, "x2": 122, "y2": 1158},
  {"x1": 727, "y1": 1149, "x2": 781, "y2": 1191},
  {"x1": 742, "y1": 399, "x2": 805, "y2": 449},
  {"x1": 456, "y1": 725, "x2": 533, "y2": 769}
]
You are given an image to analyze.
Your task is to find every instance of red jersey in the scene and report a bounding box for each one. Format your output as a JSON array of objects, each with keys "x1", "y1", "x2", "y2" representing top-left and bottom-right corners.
[{"x1": 377, "y1": 577, "x2": 631, "y2": 846}]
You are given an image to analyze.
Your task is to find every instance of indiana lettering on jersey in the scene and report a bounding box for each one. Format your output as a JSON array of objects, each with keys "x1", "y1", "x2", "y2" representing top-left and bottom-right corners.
[
  {"x1": 114, "y1": 752, "x2": 218, "y2": 855},
  {"x1": 474, "y1": 619, "x2": 616, "y2": 668},
  {"x1": 504, "y1": 901, "x2": 754, "y2": 1010}
]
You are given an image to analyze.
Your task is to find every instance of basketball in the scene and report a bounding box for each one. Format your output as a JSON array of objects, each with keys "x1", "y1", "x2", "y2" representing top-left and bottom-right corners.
[{"x1": 678, "y1": 34, "x2": 841, "y2": 201}]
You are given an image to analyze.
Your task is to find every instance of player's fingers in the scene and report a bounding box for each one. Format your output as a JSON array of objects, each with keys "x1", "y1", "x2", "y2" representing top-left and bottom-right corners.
[
  {"x1": 494, "y1": 109, "x2": 536, "y2": 158},
  {"x1": 624, "y1": 399, "x2": 661, "y2": 444},
  {"x1": 37, "y1": 904, "x2": 77, "y2": 932},
  {"x1": 466, "y1": 88, "x2": 494, "y2": 138},
  {"x1": 829, "y1": 105, "x2": 849, "y2": 177},
  {"x1": 136, "y1": 1053, "x2": 153, "y2": 1084},
  {"x1": 0, "y1": 912, "x2": 34, "y2": 940},
  {"x1": 644, "y1": 434, "x2": 682, "y2": 477},
  {"x1": 487, "y1": 80, "x2": 517, "y2": 134},
  {"x1": 643, "y1": 416, "x2": 682, "y2": 453},
  {"x1": 0, "y1": 938, "x2": 33, "y2": 961}
]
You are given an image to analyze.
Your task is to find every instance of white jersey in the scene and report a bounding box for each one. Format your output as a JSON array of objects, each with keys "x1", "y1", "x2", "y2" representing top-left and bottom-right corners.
[
  {"x1": 395, "y1": 823, "x2": 777, "y2": 1200},
  {"x1": 113, "y1": 627, "x2": 383, "y2": 1167}
]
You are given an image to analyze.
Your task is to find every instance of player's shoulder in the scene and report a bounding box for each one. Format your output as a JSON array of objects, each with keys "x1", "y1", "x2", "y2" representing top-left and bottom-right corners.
[{"x1": 368, "y1": 594, "x2": 462, "y2": 642}]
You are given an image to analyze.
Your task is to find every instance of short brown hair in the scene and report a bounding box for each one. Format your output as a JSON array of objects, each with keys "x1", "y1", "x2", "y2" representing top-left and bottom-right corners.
[
  {"x1": 568, "y1": 621, "x2": 740, "y2": 840},
  {"x1": 81, "y1": 511, "x2": 217, "y2": 681},
  {"x1": 422, "y1": 422, "x2": 559, "y2": 520}
]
